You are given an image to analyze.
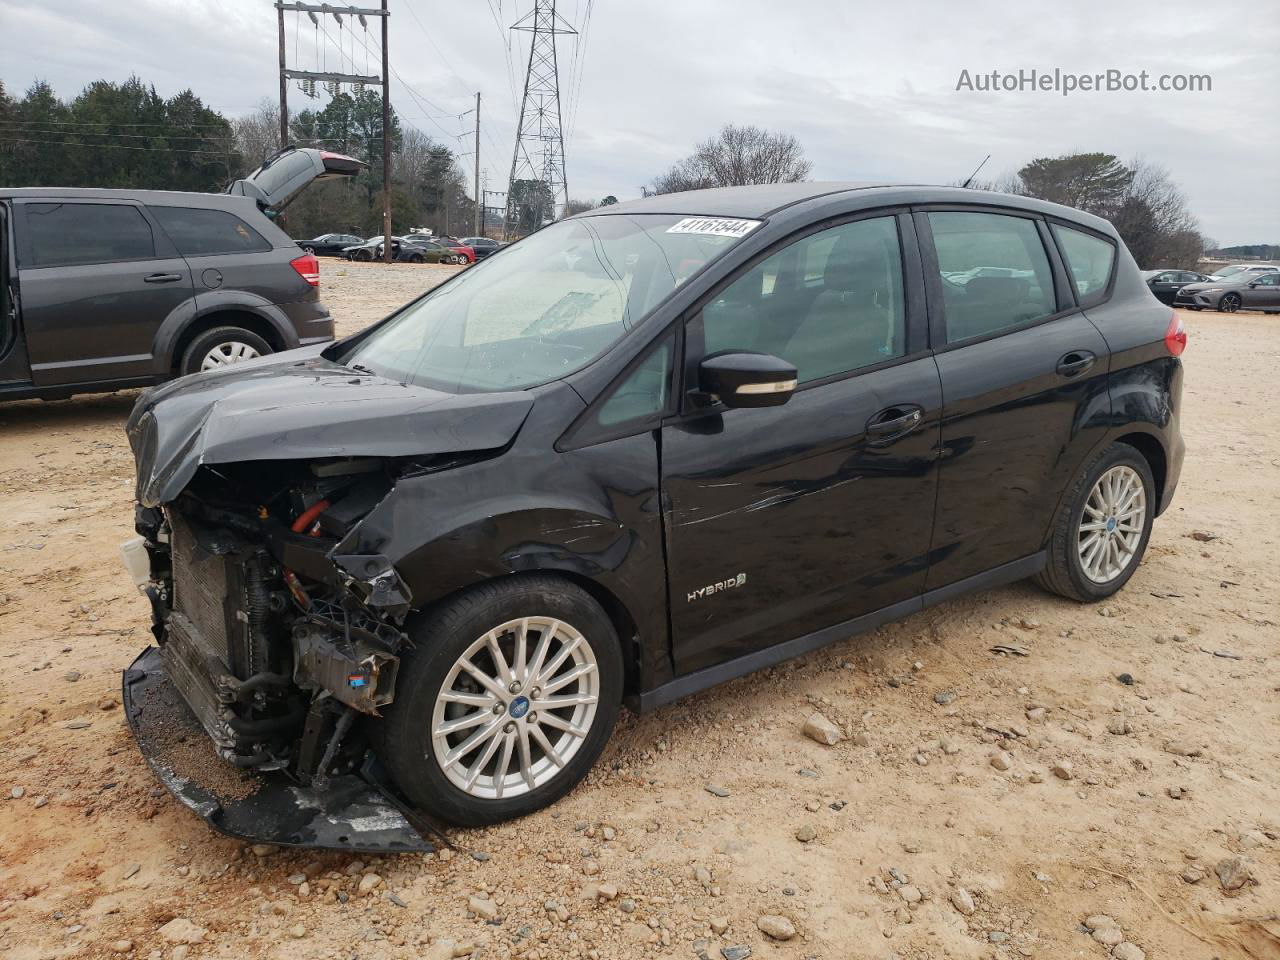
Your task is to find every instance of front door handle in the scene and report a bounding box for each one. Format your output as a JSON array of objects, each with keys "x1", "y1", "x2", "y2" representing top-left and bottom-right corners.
[
  {"x1": 1056, "y1": 350, "x2": 1097, "y2": 378},
  {"x1": 144, "y1": 273, "x2": 183, "y2": 283},
  {"x1": 866, "y1": 404, "x2": 924, "y2": 444}
]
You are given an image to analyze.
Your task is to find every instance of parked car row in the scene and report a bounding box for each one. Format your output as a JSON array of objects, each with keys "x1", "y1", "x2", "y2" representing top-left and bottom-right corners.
[
  {"x1": 1140, "y1": 264, "x2": 1280, "y2": 312},
  {"x1": 298, "y1": 232, "x2": 504, "y2": 265}
]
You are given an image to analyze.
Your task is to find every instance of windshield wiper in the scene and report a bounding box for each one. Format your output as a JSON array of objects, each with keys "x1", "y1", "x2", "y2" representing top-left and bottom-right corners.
[{"x1": 347, "y1": 362, "x2": 376, "y2": 375}]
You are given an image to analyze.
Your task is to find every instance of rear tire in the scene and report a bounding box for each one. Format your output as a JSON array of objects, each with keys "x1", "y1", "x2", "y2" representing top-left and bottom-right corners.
[
  {"x1": 1034, "y1": 443, "x2": 1156, "y2": 602},
  {"x1": 180, "y1": 326, "x2": 272, "y2": 376},
  {"x1": 380, "y1": 575, "x2": 623, "y2": 826}
]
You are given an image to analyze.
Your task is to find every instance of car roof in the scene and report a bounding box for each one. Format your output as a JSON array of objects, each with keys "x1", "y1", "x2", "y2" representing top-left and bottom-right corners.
[
  {"x1": 0, "y1": 185, "x2": 250, "y2": 209},
  {"x1": 575, "y1": 182, "x2": 1115, "y2": 232}
]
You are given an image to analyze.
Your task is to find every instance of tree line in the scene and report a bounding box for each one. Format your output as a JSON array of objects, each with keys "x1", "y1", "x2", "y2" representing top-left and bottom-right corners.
[
  {"x1": 647, "y1": 126, "x2": 1219, "y2": 269},
  {"x1": 0, "y1": 77, "x2": 484, "y2": 240}
]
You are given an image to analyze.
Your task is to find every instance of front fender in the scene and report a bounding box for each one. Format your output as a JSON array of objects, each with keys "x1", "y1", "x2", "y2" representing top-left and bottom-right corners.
[{"x1": 333, "y1": 429, "x2": 671, "y2": 693}]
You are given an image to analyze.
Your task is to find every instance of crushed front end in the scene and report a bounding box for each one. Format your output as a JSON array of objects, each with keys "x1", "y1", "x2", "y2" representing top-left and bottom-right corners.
[{"x1": 122, "y1": 456, "x2": 428, "y2": 852}]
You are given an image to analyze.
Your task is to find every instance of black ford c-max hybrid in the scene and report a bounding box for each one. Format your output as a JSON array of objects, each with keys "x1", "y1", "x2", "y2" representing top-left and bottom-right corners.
[{"x1": 122, "y1": 183, "x2": 1185, "y2": 845}]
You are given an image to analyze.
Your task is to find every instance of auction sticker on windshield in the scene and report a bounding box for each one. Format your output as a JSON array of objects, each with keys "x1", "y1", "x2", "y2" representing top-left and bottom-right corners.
[{"x1": 666, "y1": 217, "x2": 762, "y2": 238}]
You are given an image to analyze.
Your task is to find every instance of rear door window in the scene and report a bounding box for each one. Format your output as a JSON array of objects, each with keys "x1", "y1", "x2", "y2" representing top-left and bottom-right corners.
[
  {"x1": 928, "y1": 211, "x2": 1057, "y2": 343},
  {"x1": 1052, "y1": 224, "x2": 1116, "y2": 307},
  {"x1": 23, "y1": 202, "x2": 156, "y2": 267},
  {"x1": 150, "y1": 206, "x2": 272, "y2": 257}
]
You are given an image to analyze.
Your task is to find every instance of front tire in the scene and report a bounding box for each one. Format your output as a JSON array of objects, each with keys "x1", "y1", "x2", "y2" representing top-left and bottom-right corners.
[
  {"x1": 380, "y1": 576, "x2": 623, "y2": 826},
  {"x1": 1218, "y1": 292, "x2": 1241, "y2": 313},
  {"x1": 1035, "y1": 443, "x2": 1156, "y2": 602}
]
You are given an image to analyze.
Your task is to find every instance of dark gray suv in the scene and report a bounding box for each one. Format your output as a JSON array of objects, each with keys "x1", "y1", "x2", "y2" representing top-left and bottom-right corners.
[{"x1": 0, "y1": 147, "x2": 363, "y2": 401}]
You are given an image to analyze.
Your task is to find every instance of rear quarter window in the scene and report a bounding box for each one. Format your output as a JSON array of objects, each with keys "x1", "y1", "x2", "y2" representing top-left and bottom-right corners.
[
  {"x1": 151, "y1": 206, "x2": 273, "y2": 257},
  {"x1": 23, "y1": 202, "x2": 156, "y2": 267},
  {"x1": 1052, "y1": 224, "x2": 1116, "y2": 308}
]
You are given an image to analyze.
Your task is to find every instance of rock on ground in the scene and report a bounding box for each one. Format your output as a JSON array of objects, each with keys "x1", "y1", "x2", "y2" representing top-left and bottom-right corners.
[
  {"x1": 802, "y1": 712, "x2": 841, "y2": 745},
  {"x1": 757, "y1": 914, "x2": 796, "y2": 940},
  {"x1": 157, "y1": 918, "x2": 207, "y2": 945}
]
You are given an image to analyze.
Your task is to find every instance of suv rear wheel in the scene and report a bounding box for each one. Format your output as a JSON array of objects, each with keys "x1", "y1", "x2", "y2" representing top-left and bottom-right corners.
[
  {"x1": 1036, "y1": 443, "x2": 1156, "y2": 602},
  {"x1": 180, "y1": 326, "x2": 272, "y2": 375},
  {"x1": 380, "y1": 576, "x2": 623, "y2": 826}
]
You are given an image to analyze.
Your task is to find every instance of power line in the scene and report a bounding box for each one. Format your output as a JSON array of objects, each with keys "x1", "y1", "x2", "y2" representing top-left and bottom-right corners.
[
  {"x1": 0, "y1": 136, "x2": 242, "y2": 154},
  {"x1": 0, "y1": 118, "x2": 235, "y2": 131}
]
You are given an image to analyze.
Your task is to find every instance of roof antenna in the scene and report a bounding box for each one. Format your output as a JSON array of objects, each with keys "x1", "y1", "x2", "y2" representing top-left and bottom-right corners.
[{"x1": 961, "y1": 154, "x2": 991, "y2": 189}]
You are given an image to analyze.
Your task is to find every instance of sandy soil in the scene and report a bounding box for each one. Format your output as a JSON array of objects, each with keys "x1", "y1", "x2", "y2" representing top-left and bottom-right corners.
[{"x1": 1, "y1": 261, "x2": 1277, "y2": 960}]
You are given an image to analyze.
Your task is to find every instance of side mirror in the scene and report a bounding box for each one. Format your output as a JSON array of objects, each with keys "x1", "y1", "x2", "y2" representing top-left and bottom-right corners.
[{"x1": 699, "y1": 352, "x2": 797, "y2": 409}]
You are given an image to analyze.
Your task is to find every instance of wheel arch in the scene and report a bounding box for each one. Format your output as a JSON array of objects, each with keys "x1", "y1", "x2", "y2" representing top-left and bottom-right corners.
[
  {"x1": 1114, "y1": 430, "x2": 1168, "y2": 514},
  {"x1": 410, "y1": 568, "x2": 645, "y2": 702},
  {"x1": 153, "y1": 297, "x2": 298, "y2": 377}
]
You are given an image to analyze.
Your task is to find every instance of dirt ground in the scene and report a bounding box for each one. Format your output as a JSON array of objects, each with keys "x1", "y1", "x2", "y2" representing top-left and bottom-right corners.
[{"x1": 1, "y1": 260, "x2": 1277, "y2": 960}]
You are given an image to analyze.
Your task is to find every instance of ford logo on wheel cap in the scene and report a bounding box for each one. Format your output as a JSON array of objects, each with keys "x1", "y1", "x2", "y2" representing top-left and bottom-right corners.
[{"x1": 509, "y1": 695, "x2": 530, "y2": 719}]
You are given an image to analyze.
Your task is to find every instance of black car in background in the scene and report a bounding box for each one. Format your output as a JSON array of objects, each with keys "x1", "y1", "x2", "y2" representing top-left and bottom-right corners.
[
  {"x1": 299, "y1": 233, "x2": 364, "y2": 256},
  {"x1": 1141, "y1": 268, "x2": 1211, "y2": 304},
  {"x1": 123, "y1": 183, "x2": 1185, "y2": 841},
  {"x1": 461, "y1": 236, "x2": 502, "y2": 259},
  {"x1": 0, "y1": 147, "x2": 364, "y2": 401}
]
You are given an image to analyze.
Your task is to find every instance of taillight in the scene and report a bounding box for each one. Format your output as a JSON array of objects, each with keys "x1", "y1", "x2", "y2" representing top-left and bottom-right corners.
[
  {"x1": 290, "y1": 252, "x2": 320, "y2": 287},
  {"x1": 1164, "y1": 310, "x2": 1187, "y2": 357}
]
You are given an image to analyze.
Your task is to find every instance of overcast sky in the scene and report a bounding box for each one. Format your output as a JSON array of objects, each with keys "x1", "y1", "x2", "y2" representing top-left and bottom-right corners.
[{"x1": 1, "y1": 0, "x2": 1276, "y2": 242}]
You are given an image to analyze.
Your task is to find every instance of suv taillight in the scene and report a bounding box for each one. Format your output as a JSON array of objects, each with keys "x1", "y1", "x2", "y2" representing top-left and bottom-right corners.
[
  {"x1": 290, "y1": 252, "x2": 320, "y2": 287},
  {"x1": 1164, "y1": 310, "x2": 1187, "y2": 357}
]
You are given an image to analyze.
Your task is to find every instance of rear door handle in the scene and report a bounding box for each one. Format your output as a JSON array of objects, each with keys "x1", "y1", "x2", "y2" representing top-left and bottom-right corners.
[
  {"x1": 866, "y1": 404, "x2": 924, "y2": 444},
  {"x1": 144, "y1": 273, "x2": 183, "y2": 283},
  {"x1": 1056, "y1": 350, "x2": 1097, "y2": 377}
]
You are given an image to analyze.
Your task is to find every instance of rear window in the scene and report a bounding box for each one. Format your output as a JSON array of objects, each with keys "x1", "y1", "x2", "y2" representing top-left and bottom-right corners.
[
  {"x1": 151, "y1": 206, "x2": 272, "y2": 257},
  {"x1": 24, "y1": 202, "x2": 155, "y2": 267},
  {"x1": 1052, "y1": 224, "x2": 1116, "y2": 307}
]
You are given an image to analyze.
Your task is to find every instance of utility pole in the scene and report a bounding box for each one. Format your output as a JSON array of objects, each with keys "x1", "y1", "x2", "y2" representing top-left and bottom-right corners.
[
  {"x1": 473, "y1": 91, "x2": 482, "y2": 237},
  {"x1": 277, "y1": 4, "x2": 289, "y2": 148},
  {"x1": 505, "y1": 1, "x2": 575, "y2": 240},
  {"x1": 380, "y1": 0, "x2": 391, "y2": 263},
  {"x1": 273, "y1": 2, "x2": 389, "y2": 244}
]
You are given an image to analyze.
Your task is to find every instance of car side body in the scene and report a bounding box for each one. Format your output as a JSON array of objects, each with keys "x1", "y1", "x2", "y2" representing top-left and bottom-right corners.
[
  {"x1": 122, "y1": 182, "x2": 1185, "y2": 841},
  {"x1": 1140, "y1": 268, "x2": 1210, "y2": 305},
  {"x1": 0, "y1": 147, "x2": 363, "y2": 401},
  {"x1": 461, "y1": 236, "x2": 502, "y2": 259},
  {"x1": 299, "y1": 233, "x2": 365, "y2": 256}
]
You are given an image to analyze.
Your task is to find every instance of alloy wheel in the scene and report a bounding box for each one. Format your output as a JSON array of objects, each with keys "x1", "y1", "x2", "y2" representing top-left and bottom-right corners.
[
  {"x1": 1219, "y1": 293, "x2": 1240, "y2": 313},
  {"x1": 430, "y1": 616, "x2": 600, "y2": 799},
  {"x1": 1077, "y1": 465, "x2": 1146, "y2": 583},
  {"x1": 200, "y1": 341, "x2": 261, "y2": 370}
]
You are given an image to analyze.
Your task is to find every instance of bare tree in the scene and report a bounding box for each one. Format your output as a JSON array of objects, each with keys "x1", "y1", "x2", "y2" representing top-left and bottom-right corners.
[
  {"x1": 232, "y1": 99, "x2": 282, "y2": 170},
  {"x1": 562, "y1": 198, "x2": 596, "y2": 217},
  {"x1": 649, "y1": 124, "x2": 812, "y2": 195}
]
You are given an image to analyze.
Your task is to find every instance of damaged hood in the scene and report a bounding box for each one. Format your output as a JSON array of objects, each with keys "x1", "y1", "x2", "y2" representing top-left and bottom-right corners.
[{"x1": 127, "y1": 348, "x2": 533, "y2": 506}]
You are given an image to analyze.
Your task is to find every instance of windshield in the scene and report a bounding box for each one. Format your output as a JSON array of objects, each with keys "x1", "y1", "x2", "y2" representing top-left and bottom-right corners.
[
  {"x1": 1212, "y1": 266, "x2": 1247, "y2": 279},
  {"x1": 340, "y1": 214, "x2": 754, "y2": 392}
]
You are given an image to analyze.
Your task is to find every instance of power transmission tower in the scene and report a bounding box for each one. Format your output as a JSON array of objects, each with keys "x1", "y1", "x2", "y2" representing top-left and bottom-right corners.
[
  {"x1": 473, "y1": 91, "x2": 482, "y2": 236},
  {"x1": 274, "y1": 1, "x2": 392, "y2": 262},
  {"x1": 504, "y1": 1, "x2": 576, "y2": 240}
]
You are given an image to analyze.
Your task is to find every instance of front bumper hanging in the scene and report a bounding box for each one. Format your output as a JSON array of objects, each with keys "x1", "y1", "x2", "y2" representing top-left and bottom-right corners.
[{"x1": 123, "y1": 646, "x2": 431, "y2": 853}]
